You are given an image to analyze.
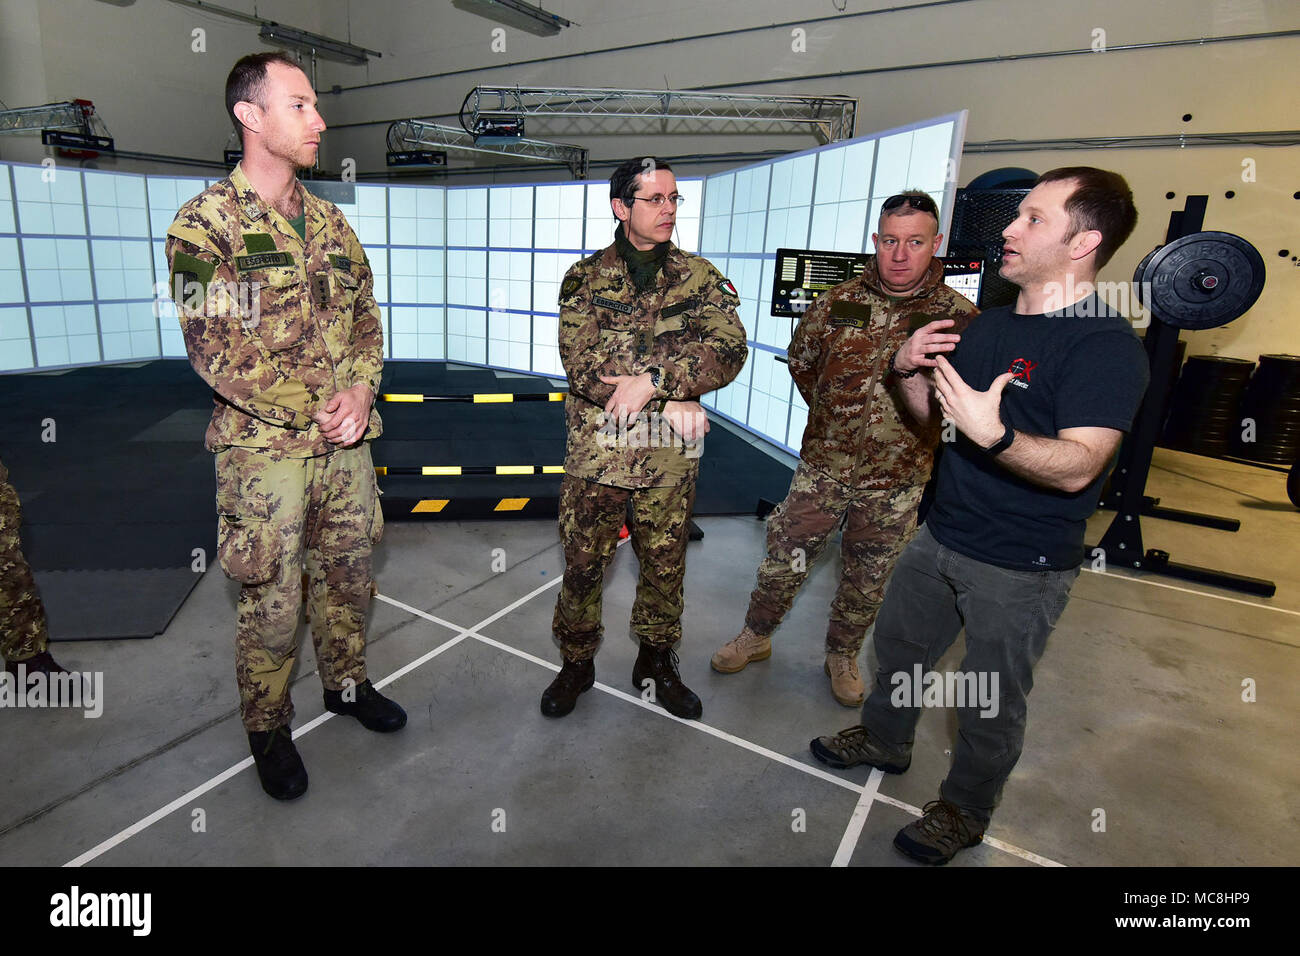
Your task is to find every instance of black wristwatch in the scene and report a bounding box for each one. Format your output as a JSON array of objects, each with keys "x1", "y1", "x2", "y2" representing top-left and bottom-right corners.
[
  {"x1": 983, "y1": 422, "x2": 1015, "y2": 456},
  {"x1": 647, "y1": 366, "x2": 663, "y2": 390},
  {"x1": 889, "y1": 348, "x2": 920, "y2": 379}
]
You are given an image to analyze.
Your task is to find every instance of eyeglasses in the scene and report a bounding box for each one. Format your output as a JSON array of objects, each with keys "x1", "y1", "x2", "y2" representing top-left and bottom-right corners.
[
  {"x1": 883, "y1": 194, "x2": 938, "y2": 215},
  {"x1": 628, "y1": 194, "x2": 687, "y2": 209}
]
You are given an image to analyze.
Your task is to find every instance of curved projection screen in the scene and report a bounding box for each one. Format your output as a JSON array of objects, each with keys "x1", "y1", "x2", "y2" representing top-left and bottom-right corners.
[{"x1": 0, "y1": 111, "x2": 965, "y2": 453}]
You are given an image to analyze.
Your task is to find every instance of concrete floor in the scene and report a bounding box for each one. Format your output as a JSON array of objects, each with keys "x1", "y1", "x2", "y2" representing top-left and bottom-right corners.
[{"x1": 1, "y1": 444, "x2": 1296, "y2": 867}]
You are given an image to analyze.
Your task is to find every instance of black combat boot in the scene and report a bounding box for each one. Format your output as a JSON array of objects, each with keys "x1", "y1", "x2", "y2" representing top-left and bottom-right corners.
[
  {"x1": 632, "y1": 643, "x2": 702, "y2": 720},
  {"x1": 248, "y1": 725, "x2": 309, "y2": 801},
  {"x1": 540, "y1": 657, "x2": 595, "y2": 717},
  {"x1": 323, "y1": 679, "x2": 407, "y2": 732},
  {"x1": 5, "y1": 651, "x2": 78, "y2": 705},
  {"x1": 4, "y1": 650, "x2": 69, "y2": 679}
]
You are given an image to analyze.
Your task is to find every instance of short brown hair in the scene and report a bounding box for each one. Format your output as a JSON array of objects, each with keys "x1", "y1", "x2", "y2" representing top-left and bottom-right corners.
[
  {"x1": 225, "y1": 52, "x2": 305, "y2": 144},
  {"x1": 1035, "y1": 166, "x2": 1137, "y2": 269}
]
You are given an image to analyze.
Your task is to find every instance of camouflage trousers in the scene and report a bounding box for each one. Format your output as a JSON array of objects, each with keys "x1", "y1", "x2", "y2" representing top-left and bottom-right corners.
[
  {"x1": 214, "y1": 443, "x2": 383, "y2": 732},
  {"x1": 552, "y1": 473, "x2": 696, "y2": 662},
  {"x1": 745, "y1": 461, "x2": 925, "y2": 655},
  {"x1": 0, "y1": 461, "x2": 51, "y2": 662}
]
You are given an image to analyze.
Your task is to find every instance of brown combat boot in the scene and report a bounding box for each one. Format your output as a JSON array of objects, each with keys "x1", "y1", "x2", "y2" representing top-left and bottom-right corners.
[
  {"x1": 824, "y1": 652, "x2": 865, "y2": 707},
  {"x1": 710, "y1": 627, "x2": 772, "y2": 674}
]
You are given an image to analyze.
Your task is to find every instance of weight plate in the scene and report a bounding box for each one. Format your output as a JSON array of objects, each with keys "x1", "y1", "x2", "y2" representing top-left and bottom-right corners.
[
  {"x1": 1132, "y1": 247, "x2": 1160, "y2": 308},
  {"x1": 1139, "y1": 231, "x2": 1266, "y2": 330}
]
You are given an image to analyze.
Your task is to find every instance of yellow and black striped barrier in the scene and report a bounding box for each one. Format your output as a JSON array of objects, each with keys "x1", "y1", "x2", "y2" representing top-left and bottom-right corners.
[
  {"x1": 381, "y1": 494, "x2": 560, "y2": 519},
  {"x1": 375, "y1": 465, "x2": 564, "y2": 477},
  {"x1": 380, "y1": 391, "x2": 566, "y2": 404},
  {"x1": 375, "y1": 386, "x2": 566, "y2": 520}
]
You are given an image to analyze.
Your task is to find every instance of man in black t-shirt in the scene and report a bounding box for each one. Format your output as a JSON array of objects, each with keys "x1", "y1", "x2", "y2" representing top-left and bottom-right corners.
[{"x1": 809, "y1": 167, "x2": 1150, "y2": 865}]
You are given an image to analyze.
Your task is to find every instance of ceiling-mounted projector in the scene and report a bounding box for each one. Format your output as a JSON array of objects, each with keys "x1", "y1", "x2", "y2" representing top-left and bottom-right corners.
[{"x1": 473, "y1": 117, "x2": 526, "y2": 144}]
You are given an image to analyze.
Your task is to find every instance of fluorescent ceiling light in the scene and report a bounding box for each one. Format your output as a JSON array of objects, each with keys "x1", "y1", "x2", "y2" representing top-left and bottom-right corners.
[
  {"x1": 258, "y1": 24, "x2": 372, "y2": 65},
  {"x1": 451, "y1": 0, "x2": 574, "y2": 37}
]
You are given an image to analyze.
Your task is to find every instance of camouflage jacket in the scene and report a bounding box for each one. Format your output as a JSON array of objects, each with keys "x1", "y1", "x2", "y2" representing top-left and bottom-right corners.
[
  {"x1": 558, "y1": 239, "x2": 748, "y2": 488},
  {"x1": 165, "y1": 163, "x2": 383, "y2": 458},
  {"x1": 788, "y1": 257, "x2": 977, "y2": 489}
]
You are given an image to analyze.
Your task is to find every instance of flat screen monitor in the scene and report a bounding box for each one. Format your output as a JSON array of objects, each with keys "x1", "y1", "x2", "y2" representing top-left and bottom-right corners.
[{"x1": 771, "y1": 248, "x2": 983, "y2": 318}]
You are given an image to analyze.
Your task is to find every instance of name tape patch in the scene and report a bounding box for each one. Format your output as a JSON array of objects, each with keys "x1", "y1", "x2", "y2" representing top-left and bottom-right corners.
[
  {"x1": 593, "y1": 295, "x2": 635, "y2": 315},
  {"x1": 235, "y1": 252, "x2": 295, "y2": 272}
]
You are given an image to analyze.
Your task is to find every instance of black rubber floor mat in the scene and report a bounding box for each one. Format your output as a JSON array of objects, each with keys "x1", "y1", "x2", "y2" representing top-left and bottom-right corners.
[{"x1": 34, "y1": 567, "x2": 204, "y2": 641}]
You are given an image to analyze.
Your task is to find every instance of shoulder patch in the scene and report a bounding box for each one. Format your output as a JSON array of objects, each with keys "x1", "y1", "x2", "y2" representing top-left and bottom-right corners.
[
  {"x1": 718, "y1": 279, "x2": 739, "y2": 299},
  {"x1": 560, "y1": 275, "x2": 584, "y2": 301},
  {"x1": 170, "y1": 252, "x2": 217, "y2": 301}
]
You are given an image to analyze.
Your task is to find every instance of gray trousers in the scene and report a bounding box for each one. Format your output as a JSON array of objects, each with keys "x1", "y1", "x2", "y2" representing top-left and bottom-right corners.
[{"x1": 860, "y1": 523, "x2": 1079, "y2": 826}]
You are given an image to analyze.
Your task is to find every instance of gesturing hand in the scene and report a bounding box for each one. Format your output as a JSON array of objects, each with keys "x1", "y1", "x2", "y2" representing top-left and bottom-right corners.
[
  {"x1": 932, "y1": 355, "x2": 1013, "y2": 448},
  {"x1": 895, "y1": 318, "x2": 961, "y2": 372}
]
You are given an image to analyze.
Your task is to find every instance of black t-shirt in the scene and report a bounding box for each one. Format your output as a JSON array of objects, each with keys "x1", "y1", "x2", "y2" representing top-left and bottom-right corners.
[{"x1": 926, "y1": 296, "x2": 1150, "y2": 571}]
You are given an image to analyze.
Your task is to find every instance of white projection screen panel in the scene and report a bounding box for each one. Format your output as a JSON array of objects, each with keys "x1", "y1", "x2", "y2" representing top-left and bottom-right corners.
[
  {"x1": 0, "y1": 110, "x2": 966, "y2": 458},
  {"x1": 698, "y1": 111, "x2": 968, "y2": 452}
]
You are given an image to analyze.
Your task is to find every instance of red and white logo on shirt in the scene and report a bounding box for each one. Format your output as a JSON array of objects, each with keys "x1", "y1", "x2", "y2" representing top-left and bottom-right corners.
[{"x1": 1007, "y1": 357, "x2": 1036, "y2": 390}]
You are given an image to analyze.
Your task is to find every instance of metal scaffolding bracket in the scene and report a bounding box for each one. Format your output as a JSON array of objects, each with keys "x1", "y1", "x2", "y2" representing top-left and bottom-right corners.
[
  {"x1": 387, "y1": 119, "x2": 589, "y2": 178},
  {"x1": 0, "y1": 100, "x2": 99, "y2": 136},
  {"x1": 465, "y1": 85, "x2": 858, "y2": 143}
]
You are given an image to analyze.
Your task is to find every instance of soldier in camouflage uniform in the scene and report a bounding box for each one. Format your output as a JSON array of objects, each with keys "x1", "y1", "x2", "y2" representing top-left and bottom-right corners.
[
  {"x1": 167, "y1": 52, "x2": 404, "y2": 801},
  {"x1": 543, "y1": 157, "x2": 748, "y2": 720},
  {"x1": 1, "y1": 457, "x2": 73, "y2": 685},
  {"x1": 713, "y1": 192, "x2": 978, "y2": 706}
]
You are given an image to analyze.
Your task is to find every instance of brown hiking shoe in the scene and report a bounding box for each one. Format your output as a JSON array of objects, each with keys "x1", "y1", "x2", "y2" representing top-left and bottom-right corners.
[
  {"x1": 809, "y1": 724, "x2": 911, "y2": 773},
  {"x1": 710, "y1": 627, "x2": 771, "y2": 673},
  {"x1": 824, "y1": 652, "x2": 865, "y2": 706},
  {"x1": 893, "y1": 799, "x2": 985, "y2": 865}
]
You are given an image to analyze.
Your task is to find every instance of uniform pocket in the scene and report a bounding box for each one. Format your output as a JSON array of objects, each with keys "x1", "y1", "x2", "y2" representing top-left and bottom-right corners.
[
  {"x1": 652, "y1": 314, "x2": 689, "y2": 338},
  {"x1": 368, "y1": 489, "x2": 384, "y2": 546},
  {"x1": 249, "y1": 267, "x2": 305, "y2": 352},
  {"x1": 1039, "y1": 566, "x2": 1080, "y2": 629},
  {"x1": 215, "y1": 490, "x2": 280, "y2": 585}
]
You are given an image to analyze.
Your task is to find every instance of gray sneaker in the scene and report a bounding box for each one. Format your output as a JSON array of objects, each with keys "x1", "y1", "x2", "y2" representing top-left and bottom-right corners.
[
  {"x1": 893, "y1": 799, "x2": 985, "y2": 865},
  {"x1": 809, "y1": 724, "x2": 911, "y2": 773}
]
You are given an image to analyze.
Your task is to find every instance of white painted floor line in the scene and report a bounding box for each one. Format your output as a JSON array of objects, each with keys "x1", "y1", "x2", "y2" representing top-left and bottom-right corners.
[
  {"x1": 982, "y1": 835, "x2": 1066, "y2": 867},
  {"x1": 372, "y1": 593, "x2": 464, "y2": 635},
  {"x1": 65, "y1": 546, "x2": 1054, "y2": 869},
  {"x1": 1081, "y1": 567, "x2": 1300, "y2": 617},
  {"x1": 468, "y1": 628, "x2": 863, "y2": 793},
  {"x1": 870, "y1": 792, "x2": 1064, "y2": 867},
  {"x1": 64, "y1": 757, "x2": 255, "y2": 868},
  {"x1": 463, "y1": 623, "x2": 1058, "y2": 865},
  {"x1": 831, "y1": 769, "x2": 884, "y2": 867},
  {"x1": 469, "y1": 571, "x2": 566, "y2": 631},
  {"x1": 62, "y1": 622, "x2": 472, "y2": 869}
]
